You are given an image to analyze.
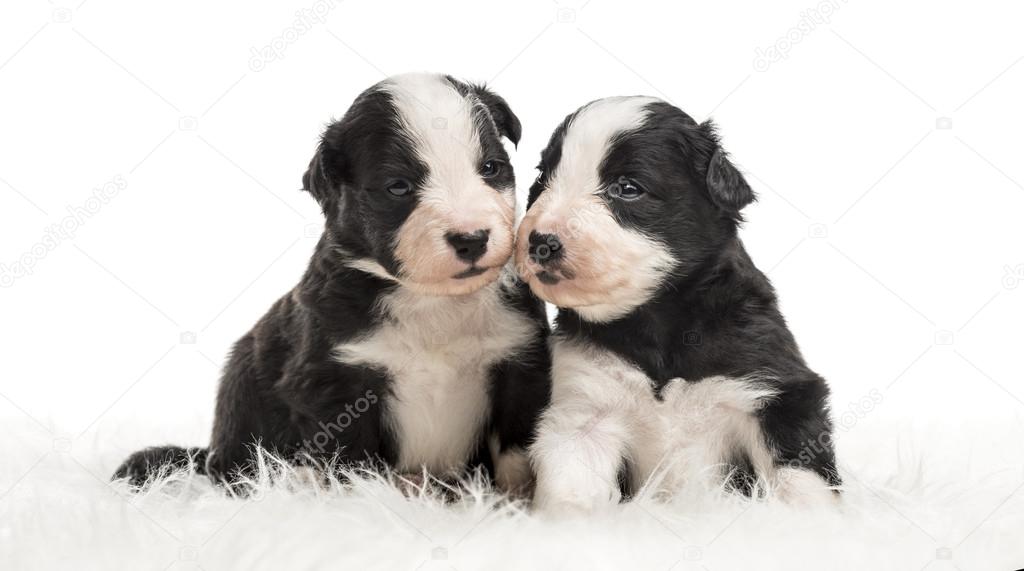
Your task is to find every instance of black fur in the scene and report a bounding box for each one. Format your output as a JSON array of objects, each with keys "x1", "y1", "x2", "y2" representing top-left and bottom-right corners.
[
  {"x1": 112, "y1": 446, "x2": 207, "y2": 483},
  {"x1": 445, "y1": 76, "x2": 523, "y2": 146},
  {"x1": 113, "y1": 77, "x2": 550, "y2": 488},
  {"x1": 530, "y1": 100, "x2": 840, "y2": 491}
]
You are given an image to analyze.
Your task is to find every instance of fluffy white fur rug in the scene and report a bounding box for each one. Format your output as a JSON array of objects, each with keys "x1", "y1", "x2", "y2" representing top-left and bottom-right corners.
[{"x1": 2, "y1": 417, "x2": 1022, "y2": 571}]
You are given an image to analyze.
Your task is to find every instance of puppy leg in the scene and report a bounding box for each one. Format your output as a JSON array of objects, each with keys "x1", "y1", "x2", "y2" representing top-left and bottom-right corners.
[
  {"x1": 531, "y1": 338, "x2": 650, "y2": 514},
  {"x1": 112, "y1": 446, "x2": 207, "y2": 487},
  {"x1": 531, "y1": 401, "x2": 630, "y2": 514},
  {"x1": 490, "y1": 438, "x2": 533, "y2": 497},
  {"x1": 659, "y1": 376, "x2": 778, "y2": 494},
  {"x1": 756, "y1": 372, "x2": 842, "y2": 503},
  {"x1": 681, "y1": 372, "x2": 840, "y2": 504},
  {"x1": 487, "y1": 336, "x2": 552, "y2": 496},
  {"x1": 772, "y1": 466, "x2": 838, "y2": 505}
]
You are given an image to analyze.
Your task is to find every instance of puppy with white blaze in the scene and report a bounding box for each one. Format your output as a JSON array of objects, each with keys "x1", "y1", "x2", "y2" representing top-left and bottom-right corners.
[
  {"x1": 113, "y1": 73, "x2": 551, "y2": 493},
  {"x1": 517, "y1": 97, "x2": 840, "y2": 513}
]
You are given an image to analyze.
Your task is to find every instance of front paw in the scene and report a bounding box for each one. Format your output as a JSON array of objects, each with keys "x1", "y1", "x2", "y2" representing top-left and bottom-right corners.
[
  {"x1": 112, "y1": 451, "x2": 157, "y2": 488},
  {"x1": 534, "y1": 498, "x2": 600, "y2": 519},
  {"x1": 533, "y1": 485, "x2": 621, "y2": 517},
  {"x1": 494, "y1": 447, "x2": 534, "y2": 499},
  {"x1": 111, "y1": 446, "x2": 204, "y2": 488}
]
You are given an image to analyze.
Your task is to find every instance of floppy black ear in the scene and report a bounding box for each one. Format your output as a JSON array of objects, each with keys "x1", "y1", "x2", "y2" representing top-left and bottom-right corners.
[
  {"x1": 706, "y1": 148, "x2": 754, "y2": 213},
  {"x1": 301, "y1": 141, "x2": 344, "y2": 216},
  {"x1": 301, "y1": 150, "x2": 325, "y2": 203},
  {"x1": 299, "y1": 150, "x2": 327, "y2": 205},
  {"x1": 446, "y1": 76, "x2": 522, "y2": 146},
  {"x1": 700, "y1": 121, "x2": 754, "y2": 215},
  {"x1": 302, "y1": 121, "x2": 346, "y2": 212},
  {"x1": 472, "y1": 86, "x2": 522, "y2": 146}
]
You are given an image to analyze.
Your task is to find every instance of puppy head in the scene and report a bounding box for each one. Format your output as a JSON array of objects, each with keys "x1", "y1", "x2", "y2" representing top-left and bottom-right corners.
[
  {"x1": 515, "y1": 97, "x2": 754, "y2": 322},
  {"x1": 304, "y1": 73, "x2": 522, "y2": 296}
]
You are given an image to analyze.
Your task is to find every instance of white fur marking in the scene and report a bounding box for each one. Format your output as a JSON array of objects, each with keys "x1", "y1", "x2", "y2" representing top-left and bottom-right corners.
[
  {"x1": 334, "y1": 279, "x2": 535, "y2": 475},
  {"x1": 531, "y1": 338, "x2": 784, "y2": 513},
  {"x1": 488, "y1": 435, "x2": 533, "y2": 494},
  {"x1": 515, "y1": 97, "x2": 676, "y2": 322},
  {"x1": 384, "y1": 74, "x2": 515, "y2": 293},
  {"x1": 550, "y1": 96, "x2": 659, "y2": 198}
]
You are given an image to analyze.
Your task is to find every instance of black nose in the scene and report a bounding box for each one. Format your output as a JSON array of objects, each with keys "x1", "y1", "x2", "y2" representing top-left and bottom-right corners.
[
  {"x1": 528, "y1": 231, "x2": 564, "y2": 265},
  {"x1": 446, "y1": 230, "x2": 490, "y2": 263}
]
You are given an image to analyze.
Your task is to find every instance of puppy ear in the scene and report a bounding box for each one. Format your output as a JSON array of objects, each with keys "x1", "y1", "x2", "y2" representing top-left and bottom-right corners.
[
  {"x1": 445, "y1": 76, "x2": 522, "y2": 145},
  {"x1": 302, "y1": 119, "x2": 349, "y2": 212},
  {"x1": 706, "y1": 148, "x2": 754, "y2": 212},
  {"x1": 302, "y1": 138, "x2": 343, "y2": 215},
  {"x1": 302, "y1": 148, "x2": 328, "y2": 205},
  {"x1": 700, "y1": 121, "x2": 755, "y2": 215},
  {"x1": 473, "y1": 86, "x2": 522, "y2": 146}
]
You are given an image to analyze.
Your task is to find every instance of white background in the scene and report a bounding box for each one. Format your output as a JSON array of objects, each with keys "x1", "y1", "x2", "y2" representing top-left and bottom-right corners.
[{"x1": 2, "y1": 0, "x2": 1023, "y2": 482}]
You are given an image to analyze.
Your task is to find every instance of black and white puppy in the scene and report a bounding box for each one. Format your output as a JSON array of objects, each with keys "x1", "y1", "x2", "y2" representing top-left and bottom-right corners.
[
  {"x1": 114, "y1": 73, "x2": 550, "y2": 492},
  {"x1": 515, "y1": 97, "x2": 839, "y2": 512}
]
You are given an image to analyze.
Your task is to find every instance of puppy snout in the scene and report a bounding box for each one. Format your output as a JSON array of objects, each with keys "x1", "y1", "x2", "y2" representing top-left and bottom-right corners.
[
  {"x1": 446, "y1": 229, "x2": 490, "y2": 263},
  {"x1": 527, "y1": 231, "x2": 564, "y2": 266}
]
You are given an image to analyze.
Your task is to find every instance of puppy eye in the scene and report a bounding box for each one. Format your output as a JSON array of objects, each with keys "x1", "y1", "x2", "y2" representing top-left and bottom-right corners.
[
  {"x1": 480, "y1": 160, "x2": 504, "y2": 179},
  {"x1": 386, "y1": 179, "x2": 413, "y2": 197},
  {"x1": 609, "y1": 176, "x2": 645, "y2": 201}
]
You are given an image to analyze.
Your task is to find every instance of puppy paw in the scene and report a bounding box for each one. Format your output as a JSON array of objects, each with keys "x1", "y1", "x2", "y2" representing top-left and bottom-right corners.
[
  {"x1": 774, "y1": 467, "x2": 840, "y2": 507},
  {"x1": 532, "y1": 485, "x2": 621, "y2": 518},
  {"x1": 111, "y1": 446, "x2": 205, "y2": 488},
  {"x1": 494, "y1": 447, "x2": 534, "y2": 499}
]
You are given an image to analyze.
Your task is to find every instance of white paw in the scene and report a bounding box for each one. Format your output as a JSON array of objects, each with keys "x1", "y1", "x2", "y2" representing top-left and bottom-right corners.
[
  {"x1": 775, "y1": 467, "x2": 840, "y2": 507},
  {"x1": 494, "y1": 448, "x2": 533, "y2": 496},
  {"x1": 533, "y1": 486, "x2": 621, "y2": 518}
]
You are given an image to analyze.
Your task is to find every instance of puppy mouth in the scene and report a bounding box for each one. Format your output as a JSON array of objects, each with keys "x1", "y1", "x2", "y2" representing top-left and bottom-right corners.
[
  {"x1": 453, "y1": 266, "x2": 489, "y2": 280},
  {"x1": 535, "y1": 270, "x2": 561, "y2": 285},
  {"x1": 525, "y1": 267, "x2": 620, "y2": 309},
  {"x1": 532, "y1": 264, "x2": 575, "y2": 285}
]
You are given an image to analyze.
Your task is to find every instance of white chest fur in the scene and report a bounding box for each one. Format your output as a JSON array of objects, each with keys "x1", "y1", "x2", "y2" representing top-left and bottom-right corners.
[{"x1": 333, "y1": 281, "x2": 536, "y2": 474}]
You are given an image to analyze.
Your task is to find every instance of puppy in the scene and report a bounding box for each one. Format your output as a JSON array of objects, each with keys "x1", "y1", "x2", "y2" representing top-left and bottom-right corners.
[
  {"x1": 113, "y1": 73, "x2": 550, "y2": 493},
  {"x1": 516, "y1": 97, "x2": 839, "y2": 512}
]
